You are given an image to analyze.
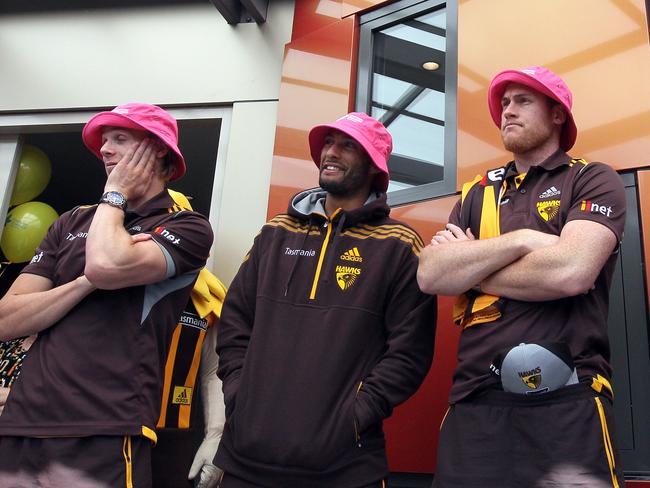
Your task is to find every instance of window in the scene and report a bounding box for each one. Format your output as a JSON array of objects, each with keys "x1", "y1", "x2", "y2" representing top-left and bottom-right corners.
[{"x1": 356, "y1": 0, "x2": 457, "y2": 205}]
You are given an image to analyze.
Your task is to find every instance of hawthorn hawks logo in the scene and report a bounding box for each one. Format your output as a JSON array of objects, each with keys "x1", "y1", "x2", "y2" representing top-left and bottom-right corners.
[
  {"x1": 519, "y1": 367, "x2": 542, "y2": 389},
  {"x1": 536, "y1": 199, "x2": 560, "y2": 222},
  {"x1": 335, "y1": 265, "x2": 361, "y2": 291}
]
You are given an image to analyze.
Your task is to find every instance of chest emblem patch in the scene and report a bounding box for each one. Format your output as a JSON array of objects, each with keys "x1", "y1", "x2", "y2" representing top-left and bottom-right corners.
[
  {"x1": 519, "y1": 368, "x2": 542, "y2": 389},
  {"x1": 536, "y1": 199, "x2": 561, "y2": 222},
  {"x1": 172, "y1": 386, "x2": 193, "y2": 405},
  {"x1": 335, "y1": 265, "x2": 361, "y2": 291}
]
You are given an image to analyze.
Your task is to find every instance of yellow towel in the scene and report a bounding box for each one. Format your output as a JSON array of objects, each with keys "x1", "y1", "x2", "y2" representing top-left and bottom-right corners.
[
  {"x1": 167, "y1": 188, "x2": 193, "y2": 212},
  {"x1": 191, "y1": 268, "x2": 227, "y2": 319},
  {"x1": 452, "y1": 173, "x2": 507, "y2": 329}
]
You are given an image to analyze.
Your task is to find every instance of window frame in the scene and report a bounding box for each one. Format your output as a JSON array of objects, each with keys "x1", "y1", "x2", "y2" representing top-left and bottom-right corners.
[
  {"x1": 356, "y1": 0, "x2": 458, "y2": 206},
  {"x1": 609, "y1": 171, "x2": 650, "y2": 476}
]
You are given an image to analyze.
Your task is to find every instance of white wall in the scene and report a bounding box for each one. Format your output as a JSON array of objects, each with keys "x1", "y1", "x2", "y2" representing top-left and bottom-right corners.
[
  {"x1": 0, "y1": 1, "x2": 294, "y2": 285},
  {"x1": 212, "y1": 100, "x2": 277, "y2": 282},
  {"x1": 0, "y1": 2, "x2": 294, "y2": 109}
]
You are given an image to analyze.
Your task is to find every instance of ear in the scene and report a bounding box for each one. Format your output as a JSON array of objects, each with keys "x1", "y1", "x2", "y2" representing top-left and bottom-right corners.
[
  {"x1": 366, "y1": 155, "x2": 380, "y2": 176},
  {"x1": 551, "y1": 105, "x2": 567, "y2": 126},
  {"x1": 153, "y1": 140, "x2": 169, "y2": 159}
]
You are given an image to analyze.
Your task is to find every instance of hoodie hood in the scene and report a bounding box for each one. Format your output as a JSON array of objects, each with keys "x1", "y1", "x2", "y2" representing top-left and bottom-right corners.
[{"x1": 288, "y1": 187, "x2": 390, "y2": 228}]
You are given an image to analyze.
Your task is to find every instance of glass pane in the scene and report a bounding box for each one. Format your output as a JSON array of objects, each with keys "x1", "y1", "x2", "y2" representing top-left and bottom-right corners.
[{"x1": 371, "y1": 5, "x2": 446, "y2": 190}]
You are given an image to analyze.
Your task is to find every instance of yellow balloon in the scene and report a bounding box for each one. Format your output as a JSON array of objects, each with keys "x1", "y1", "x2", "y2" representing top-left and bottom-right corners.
[
  {"x1": 10, "y1": 145, "x2": 52, "y2": 207},
  {"x1": 1, "y1": 202, "x2": 58, "y2": 263}
]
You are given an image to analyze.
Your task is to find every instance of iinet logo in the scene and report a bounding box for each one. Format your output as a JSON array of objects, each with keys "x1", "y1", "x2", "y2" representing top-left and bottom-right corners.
[
  {"x1": 580, "y1": 200, "x2": 613, "y2": 217},
  {"x1": 30, "y1": 251, "x2": 43, "y2": 264},
  {"x1": 154, "y1": 226, "x2": 181, "y2": 245}
]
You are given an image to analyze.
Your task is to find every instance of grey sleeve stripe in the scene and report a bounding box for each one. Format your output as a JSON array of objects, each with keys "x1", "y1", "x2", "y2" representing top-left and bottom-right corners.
[
  {"x1": 152, "y1": 239, "x2": 176, "y2": 279},
  {"x1": 141, "y1": 270, "x2": 199, "y2": 325}
]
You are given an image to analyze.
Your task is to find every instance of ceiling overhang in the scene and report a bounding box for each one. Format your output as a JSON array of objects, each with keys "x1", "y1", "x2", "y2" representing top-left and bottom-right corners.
[{"x1": 210, "y1": 0, "x2": 269, "y2": 24}]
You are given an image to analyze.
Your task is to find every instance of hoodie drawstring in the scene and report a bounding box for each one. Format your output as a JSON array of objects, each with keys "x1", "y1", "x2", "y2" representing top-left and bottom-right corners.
[{"x1": 335, "y1": 213, "x2": 347, "y2": 235}]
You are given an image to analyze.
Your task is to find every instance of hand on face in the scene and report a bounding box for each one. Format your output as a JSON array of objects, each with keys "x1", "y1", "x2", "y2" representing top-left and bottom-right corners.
[
  {"x1": 104, "y1": 138, "x2": 157, "y2": 200},
  {"x1": 431, "y1": 223, "x2": 475, "y2": 245}
]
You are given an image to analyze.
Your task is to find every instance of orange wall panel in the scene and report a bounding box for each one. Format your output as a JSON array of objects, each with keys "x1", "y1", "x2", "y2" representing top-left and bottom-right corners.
[
  {"x1": 457, "y1": 0, "x2": 650, "y2": 187},
  {"x1": 268, "y1": 17, "x2": 357, "y2": 217},
  {"x1": 291, "y1": 0, "x2": 385, "y2": 40},
  {"x1": 385, "y1": 196, "x2": 460, "y2": 472},
  {"x1": 291, "y1": 0, "x2": 340, "y2": 41},
  {"x1": 342, "y1": 0, "x2": 388, "y2": 17}
]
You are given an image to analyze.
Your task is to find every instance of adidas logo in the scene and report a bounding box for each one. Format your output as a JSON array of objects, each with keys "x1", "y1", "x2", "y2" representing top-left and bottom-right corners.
[
  {"x1": 172, "y1": 386, "x2": 192, "y2": 405},
  {"x1": 538, "y1": 186, "x2": 561, "y2": 199},
  {"x1": 340, "y1": 247, "x2": 363, "y2": 262}
]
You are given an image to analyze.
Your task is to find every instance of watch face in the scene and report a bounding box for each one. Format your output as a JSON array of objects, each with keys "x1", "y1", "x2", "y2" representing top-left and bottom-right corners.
[
  {"x1": 101, "y1": 191, "x2": 127, "y2": 209},
  {"x1": 107, "y1": 192, "x2": 125, "y2": 205}
]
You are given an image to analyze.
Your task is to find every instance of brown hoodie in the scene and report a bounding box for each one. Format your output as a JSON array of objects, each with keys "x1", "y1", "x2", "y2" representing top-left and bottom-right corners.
[{"x1": 216, "y1": 189, "x2": 436, "y2": 487}]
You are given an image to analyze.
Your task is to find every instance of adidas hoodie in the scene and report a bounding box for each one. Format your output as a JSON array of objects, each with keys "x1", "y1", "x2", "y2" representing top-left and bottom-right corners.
[{"x1": 215, "y1": 189, "x2": 437, "y2": 487}]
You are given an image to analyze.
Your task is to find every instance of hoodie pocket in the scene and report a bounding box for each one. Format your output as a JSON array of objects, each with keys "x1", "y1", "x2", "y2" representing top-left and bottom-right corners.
[
  {"x1": 353, "y1": 380, "x2": 363, "y2": 446},
  {"x1": 230, "y1": 376, "x2": 363, "y2": 470}
]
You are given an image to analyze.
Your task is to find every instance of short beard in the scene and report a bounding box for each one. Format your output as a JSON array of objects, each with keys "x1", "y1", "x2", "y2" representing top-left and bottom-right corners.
[
  {"x1": 319, "y1": 171, "x2": 368, "y2": 196},
  {"x1": 502, "y1": 128, "x2": 552, "y2": 154}
]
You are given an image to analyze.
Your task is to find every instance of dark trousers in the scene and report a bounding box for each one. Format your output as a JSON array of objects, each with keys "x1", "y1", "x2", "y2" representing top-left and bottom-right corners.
[
  {"x1": 0, "y1": 435, "x2": 152, "y2": 488},
  {"x1": 221, "y1": 471, "x2": 386, "y2": 488},
  {"x1": 434, "y1": 385, "x2": 624, "y2": 488}
]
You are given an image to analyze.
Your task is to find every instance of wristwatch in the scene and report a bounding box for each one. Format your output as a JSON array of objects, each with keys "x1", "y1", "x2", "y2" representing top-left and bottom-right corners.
[{"x1": 99, "y1": 191, "x2": 127, "y2": 212}]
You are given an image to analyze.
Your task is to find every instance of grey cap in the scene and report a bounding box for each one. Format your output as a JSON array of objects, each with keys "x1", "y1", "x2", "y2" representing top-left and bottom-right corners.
[{"x1": 494, "y1": 343, "x2": 578, "y2": 395}]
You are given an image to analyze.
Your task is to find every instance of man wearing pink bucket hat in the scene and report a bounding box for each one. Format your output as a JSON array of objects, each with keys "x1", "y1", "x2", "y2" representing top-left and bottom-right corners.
[
  {"x1": 0, "y1": 103, "x2": 213, "y2": 487},
  {"x1": 418, "y1": 67, "x2": 626, "y2": 486},
  {"x1": 214, "y1": 112, "x2": 436, "y2": 487}
]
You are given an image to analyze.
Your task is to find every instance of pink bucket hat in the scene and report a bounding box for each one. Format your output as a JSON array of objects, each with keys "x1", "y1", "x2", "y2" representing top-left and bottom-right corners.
[
  {"x1": 488, "y1": 66, "x2": 577, "y2": 151},
  {"x1": 82, "y1": 102, "x2": 186, "y2": 181},
  {"x1": 309, "y1": 112, "x2": 392, "y2": 192}
]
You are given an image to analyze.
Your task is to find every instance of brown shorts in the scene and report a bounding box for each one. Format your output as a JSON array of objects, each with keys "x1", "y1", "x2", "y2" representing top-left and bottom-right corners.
[
  {"x1": 434, "y1": 384, "x2": 624, "y2": 488},
  {"x1": 151, "y1": 427, "x2": 203, "y2": 487},
  {"x1": 0, "y1": 435, "x2": 152, "y2": 488},
  {"x1": 220, "y1": 471, "x2": 387, "y2": 488}
]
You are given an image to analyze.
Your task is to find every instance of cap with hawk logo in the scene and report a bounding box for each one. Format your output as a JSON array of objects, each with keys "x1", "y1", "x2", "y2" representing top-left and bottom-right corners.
[{"x1": 490, "y1": 342, "x2": 578, "y2": 395}]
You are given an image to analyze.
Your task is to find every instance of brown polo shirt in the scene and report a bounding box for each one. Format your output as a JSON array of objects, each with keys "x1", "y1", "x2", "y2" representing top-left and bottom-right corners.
[
  {"x1": 0, "y1": 191, "x2": 213, "y2": 439},
  {"x1": 448, "y1": 150, "x2": 626, "y2": 403}
]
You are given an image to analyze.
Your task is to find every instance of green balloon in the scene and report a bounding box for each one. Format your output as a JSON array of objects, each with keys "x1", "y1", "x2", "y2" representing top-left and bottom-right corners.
[
  {"x1": 10, "y1": 145, "x2": 52, "y2": 207},
  {"x1": 1, "y1": 202, "x2": 58, "y2": 263}
]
